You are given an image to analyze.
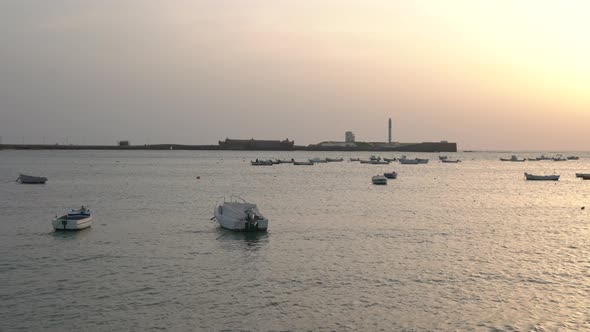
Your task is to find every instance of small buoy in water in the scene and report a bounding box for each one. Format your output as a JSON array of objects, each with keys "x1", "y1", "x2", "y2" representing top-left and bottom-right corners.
[
  {"x1": 582, "y1": 206, "x2": 585, "y2": 210},
  {"x1": 196, "y1": 176, "x2": 200, "y2": 180}
]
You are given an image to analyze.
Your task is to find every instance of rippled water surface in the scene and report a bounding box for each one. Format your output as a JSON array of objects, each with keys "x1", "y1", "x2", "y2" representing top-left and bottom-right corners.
[{"x1": 1, "y1": 150, "x2": 589, "y2": 331}]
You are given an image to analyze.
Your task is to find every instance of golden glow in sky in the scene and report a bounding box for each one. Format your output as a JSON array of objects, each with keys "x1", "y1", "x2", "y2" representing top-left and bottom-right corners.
[{"x1": 2, "y1": 0, "x2": 590, "y2": 149}]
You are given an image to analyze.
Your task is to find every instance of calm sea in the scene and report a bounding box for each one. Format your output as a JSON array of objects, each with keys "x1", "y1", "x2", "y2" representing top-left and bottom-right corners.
[{"x1": 1, "y1": 150, "x2": 589, "y2": 331}]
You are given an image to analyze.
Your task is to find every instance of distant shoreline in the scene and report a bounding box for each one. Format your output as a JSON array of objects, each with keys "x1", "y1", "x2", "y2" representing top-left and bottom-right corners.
[{"x1": 0, "y1": 142, "x2": 457, "y2": 152}]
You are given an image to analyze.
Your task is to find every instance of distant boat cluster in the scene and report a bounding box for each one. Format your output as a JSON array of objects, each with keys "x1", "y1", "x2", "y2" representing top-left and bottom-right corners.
[
  {"x1": 500, "y1": 155, "x2": 585, "y2": 181},
  {"x1": 250, "y1": 155, "x2": 462, "y2": 166},
  {"x1": 500, "y1": 154, "x2": 579, "y2": 162}
]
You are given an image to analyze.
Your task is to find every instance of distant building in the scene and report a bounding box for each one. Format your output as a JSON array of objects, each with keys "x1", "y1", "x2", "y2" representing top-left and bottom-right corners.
[
  {"x1": 118, "y1": 140, "x2": 130, "y2": 147},
  {"x1": 218, "y1": 138, "x2": 294, "y2": 150},
  {"x1": 345, "y1": 131, "x2": 355, "y2": 143}
]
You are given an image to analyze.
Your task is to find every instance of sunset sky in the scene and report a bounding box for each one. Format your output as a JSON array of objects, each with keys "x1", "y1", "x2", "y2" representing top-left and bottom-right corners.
[{"x1": 1, "y1": 1, "x2": 589, "y2": 150}]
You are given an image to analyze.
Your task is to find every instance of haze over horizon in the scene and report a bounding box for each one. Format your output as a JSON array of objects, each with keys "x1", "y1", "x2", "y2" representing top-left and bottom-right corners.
[{"x1": 1, "y1": 1, "x2": 589, "y2": 150}]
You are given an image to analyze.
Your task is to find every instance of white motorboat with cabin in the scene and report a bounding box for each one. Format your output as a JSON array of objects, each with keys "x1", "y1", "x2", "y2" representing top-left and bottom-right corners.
[
  {"x1": 524, "y1": 172, "x2": 560, "y2": 181},
  {"x1": 371, "y1": 175, "x2": 388, "y2": 185},
  {"x1": 17, "y1": 174, "x2": 48, "y2": 184},
  {"x1": 213, "y1": 196, "x2": 268, "y2": 231},
  {"x1": 52, "y1": 206, "x2": 93, "y2": 231}
]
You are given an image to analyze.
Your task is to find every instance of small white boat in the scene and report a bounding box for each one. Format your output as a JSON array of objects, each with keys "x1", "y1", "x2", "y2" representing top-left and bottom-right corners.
[
  {"x1": 399, "y1": 158, "x2": 419, "y2": 164},
  {"x1": 441, "y1": 159, "x2": 461, "y2": 163},
  {"x1": 17, "y1": 174, "x2": 48, "y2": 184},
  {"x1": 326, "y1": 157, "x2": 344, "y2": 162},
  {"x1": 371, "y1": 175, "x2": 388, "y2": 185},
  {"x1": 52, "y1": 206, "x2": 93, "y2": 231},
  {"x1": 501, "y1": 155, "x2": 525, "y2": 162},
  {"x1": 383, "y1": 171, "x2": 397, "y2": 179},
  {"x1": 293, "y1": 161, "x2": 314, "y2": 165},
  {"x1": 524, "y1": 172, "x2": 560, "y2": 181},
  {"x1": 213, "y1": 196, "x2": 268, "y2": 231}
]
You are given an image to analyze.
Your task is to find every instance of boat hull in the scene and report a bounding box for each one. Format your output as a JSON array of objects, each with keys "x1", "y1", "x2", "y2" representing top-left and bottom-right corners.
[
  {"x1": 17, "y1": 174, "x2": 48, "y2": 184},
  {"x1": 52, "y1": 215, "x2": 93, "y2": 231},
  {"x1": 524, "y1": 173, "x2": 560, "y2": 181},
  {"x1": 372, "y1": 176, "x2": 388, "y2": 185}
]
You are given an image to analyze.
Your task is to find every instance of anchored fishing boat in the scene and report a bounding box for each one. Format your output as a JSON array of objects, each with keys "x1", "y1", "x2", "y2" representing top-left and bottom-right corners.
[
  {"x1": 383, "y1": 171, "x2": 397, "y2": 179},
  {"x1": 500, "y1": 155, "x2": 525, "y2": 162},
  {"x1": 293, "y1": 160, "x2": 314, "y2": 165},
  {"x1": 213, "y1": 196, "x2": 268, "y2": 231},
  {"x1": 371, "y1": 175, "x2": 388, "y2": 185},
  {"x1": 16, "y1": 174, "x2": 47, "y2": 184},
  {"x1": 251, "y1": 160, "x2": 273, "y2": 166},
  {"x1": 399, "y1": 158, "x2": 420, "y2": 165},
  {"x1": 524, "y1": 172, "x2": 560, "y2": 181},
  {"x1": 52, "y1": 206, "x2": 93, "y2": 231}
]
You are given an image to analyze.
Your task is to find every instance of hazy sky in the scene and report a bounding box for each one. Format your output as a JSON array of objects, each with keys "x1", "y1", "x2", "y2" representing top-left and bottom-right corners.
[{"x1": 1, "y1": 1, "x2": 589, "y2": 150}]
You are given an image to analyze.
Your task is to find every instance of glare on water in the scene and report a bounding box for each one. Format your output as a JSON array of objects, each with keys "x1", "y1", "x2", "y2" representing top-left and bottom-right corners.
[{"x1": 0, "y1": 150, "x2": 589, "y2": 331}]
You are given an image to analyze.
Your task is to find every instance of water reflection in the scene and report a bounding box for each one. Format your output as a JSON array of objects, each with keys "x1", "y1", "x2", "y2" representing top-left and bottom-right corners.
[
  {"x1": 215, "y1": 227, "x2": 270, "y2": 251},
  {"x1": 50, "y1": 227, "x2": 92, "y2": 240}
]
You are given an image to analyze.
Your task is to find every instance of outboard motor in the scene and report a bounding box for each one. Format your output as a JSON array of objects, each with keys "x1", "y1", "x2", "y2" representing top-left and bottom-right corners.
[{"x1": 245, "y1": 209, "x2": 261, "y2": 231}]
